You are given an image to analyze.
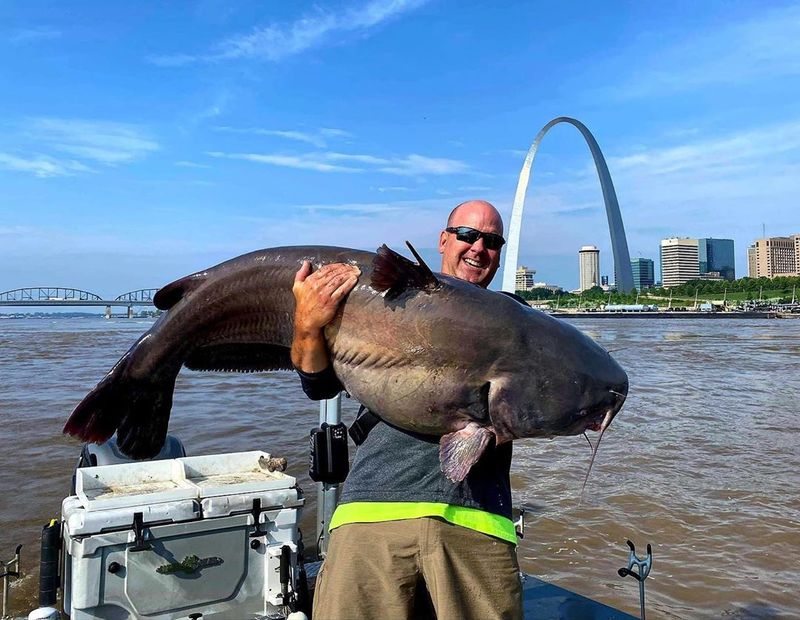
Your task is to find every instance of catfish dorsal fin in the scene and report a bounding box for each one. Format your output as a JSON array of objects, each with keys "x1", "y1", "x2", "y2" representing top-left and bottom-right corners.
[
  {"x1": 405, "y1": 241, "x2": 435, "y2": 278},
  {"x1": 153, "y1": 271, "x2": 208, "y2": 310},
  {"x1": 371, "y1": 244, "x2": 440, "y2": 299}
]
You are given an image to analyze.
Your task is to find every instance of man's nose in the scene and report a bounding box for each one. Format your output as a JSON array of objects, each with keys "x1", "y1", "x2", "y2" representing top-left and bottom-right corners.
[{"x1": 471, "y1": 236, "x2": 487, "y2": 251}]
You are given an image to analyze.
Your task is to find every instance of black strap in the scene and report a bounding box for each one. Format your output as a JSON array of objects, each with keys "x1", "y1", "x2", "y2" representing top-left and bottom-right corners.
[{"x1": 348, "y1": 406, "x2": 381, "y2": 445}]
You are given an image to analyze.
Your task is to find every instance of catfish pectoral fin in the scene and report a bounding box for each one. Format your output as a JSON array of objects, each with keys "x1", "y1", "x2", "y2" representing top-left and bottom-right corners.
[
  {"x1": 439, "y1": 423, "x2": 494, "y2": 483},
  {"x1": 64, "y1": 353, "x2": 177, "y2": 460}
]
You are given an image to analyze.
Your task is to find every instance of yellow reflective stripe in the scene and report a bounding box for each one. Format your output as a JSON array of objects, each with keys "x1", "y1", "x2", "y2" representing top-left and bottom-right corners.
[{"x1": 329, "y1": 502, "x2": 518, "y2": 545}]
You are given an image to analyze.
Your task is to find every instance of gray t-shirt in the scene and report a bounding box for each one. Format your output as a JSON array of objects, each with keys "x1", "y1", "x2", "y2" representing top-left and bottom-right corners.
[{"x1": 340, "y1": 414, "x2": 513, "y2": 519}]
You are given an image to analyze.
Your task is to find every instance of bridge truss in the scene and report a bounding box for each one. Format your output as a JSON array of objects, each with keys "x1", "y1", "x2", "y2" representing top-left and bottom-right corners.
[
  {"x1": 0, "y1": 287, "x2": 103, "y2": 302},
  {"x1": 114, "y1": 289, "x2": 159, "y2": 303}
]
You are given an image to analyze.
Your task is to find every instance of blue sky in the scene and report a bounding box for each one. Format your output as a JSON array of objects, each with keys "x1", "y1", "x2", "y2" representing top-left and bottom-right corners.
[{"x1": 1, "y1": 0, "x2": 799, "y2": 295}]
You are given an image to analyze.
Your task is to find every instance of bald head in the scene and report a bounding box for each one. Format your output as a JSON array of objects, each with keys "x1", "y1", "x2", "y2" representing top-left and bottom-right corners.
[
  {"x1": 439, "y1": 199, "x2": 504, "y2": 288},
  {"x1": 447, "y1": 200, "x2": 504, "y2": 235}
]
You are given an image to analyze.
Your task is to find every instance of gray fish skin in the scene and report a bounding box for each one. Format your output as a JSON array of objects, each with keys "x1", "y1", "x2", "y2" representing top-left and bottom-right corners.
[
  {"x1": 333, "y1": 271, "x2": 627, "y2": 444},
  {"x1": 64, "y1": 245, "x2": 628, "y2": 472}
]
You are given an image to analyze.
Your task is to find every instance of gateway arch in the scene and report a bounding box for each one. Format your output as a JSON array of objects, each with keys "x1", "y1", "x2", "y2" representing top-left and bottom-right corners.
[{"x1": 501, "y1": 116, "x2": 635, "y2": 294}]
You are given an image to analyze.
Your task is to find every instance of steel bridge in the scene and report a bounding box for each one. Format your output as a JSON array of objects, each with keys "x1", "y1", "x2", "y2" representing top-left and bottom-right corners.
[{"x1": 0, "y1": 287, "x2": 159, "y2": 318}]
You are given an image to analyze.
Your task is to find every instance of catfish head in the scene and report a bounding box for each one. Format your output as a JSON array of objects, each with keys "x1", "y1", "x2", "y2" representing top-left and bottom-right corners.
[
  {"x1": 440, "y1": 304, "x2": 628, "y2": 483},
  {"x1": 487, "y1": 302, "x2": 629, "y2": 444}
]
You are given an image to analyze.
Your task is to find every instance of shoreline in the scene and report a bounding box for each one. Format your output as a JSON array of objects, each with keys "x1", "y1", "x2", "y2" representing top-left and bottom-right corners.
[{"x1": 550, "y1": 311, "x2": 784, "y2": 319}]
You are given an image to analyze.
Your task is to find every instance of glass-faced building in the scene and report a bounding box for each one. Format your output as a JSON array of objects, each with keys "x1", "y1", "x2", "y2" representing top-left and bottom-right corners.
[
  {"x1": 630, "y1": 258, "x2": 655, "y2": 290},
  {"x1": 697, "y1": 238, "x2": 735, "y2": 280}
]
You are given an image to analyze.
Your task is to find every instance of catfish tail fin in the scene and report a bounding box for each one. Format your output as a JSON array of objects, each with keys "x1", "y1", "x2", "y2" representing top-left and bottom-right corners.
[{"x1": 63, "y1": 351, "x2": 177, "y2": 460}]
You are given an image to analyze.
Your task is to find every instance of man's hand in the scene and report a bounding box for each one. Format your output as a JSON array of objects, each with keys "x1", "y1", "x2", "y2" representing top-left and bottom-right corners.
[{"x1": 291, "y1": 261, "x2": 360, "y2": 372}]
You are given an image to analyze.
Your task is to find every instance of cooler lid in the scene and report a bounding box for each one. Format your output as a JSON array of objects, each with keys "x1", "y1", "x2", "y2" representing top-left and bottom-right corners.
[
  {"x1": 73, "y1": 450, "x2": 297, "y2": 512},
  {"x1": 181, "y1": 451, "x2": 296, "y2": 498},
  {"x1": 75, "y1": 459, "x2": 195, "y2": 512}
]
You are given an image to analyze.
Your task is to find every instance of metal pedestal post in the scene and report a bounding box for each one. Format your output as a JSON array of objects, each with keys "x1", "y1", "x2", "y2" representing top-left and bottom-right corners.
[{"x1": 316, "y1": 394, "x2": 342, "y2": 558}]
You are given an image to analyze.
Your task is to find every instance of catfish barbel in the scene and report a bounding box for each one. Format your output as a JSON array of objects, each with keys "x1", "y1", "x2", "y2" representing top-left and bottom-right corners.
[{"x1": 64, "y1": 244, "x2": 628, "y2": 482}]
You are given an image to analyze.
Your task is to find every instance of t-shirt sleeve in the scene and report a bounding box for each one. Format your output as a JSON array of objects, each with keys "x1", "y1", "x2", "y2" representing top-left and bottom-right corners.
[{"x1": 295, "y1": 365, "x2": 343, "y2": 400}]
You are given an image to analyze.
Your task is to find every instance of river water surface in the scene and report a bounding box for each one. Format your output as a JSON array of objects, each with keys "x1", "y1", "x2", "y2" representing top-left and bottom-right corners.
[{"x1": 1, "y1": 316, "x2": 798, "y2": 618}]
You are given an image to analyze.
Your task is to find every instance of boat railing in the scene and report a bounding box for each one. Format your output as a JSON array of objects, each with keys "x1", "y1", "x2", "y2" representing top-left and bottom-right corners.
[{"x1": 1, "y1": 544, "x2": 22, "y2": 620}]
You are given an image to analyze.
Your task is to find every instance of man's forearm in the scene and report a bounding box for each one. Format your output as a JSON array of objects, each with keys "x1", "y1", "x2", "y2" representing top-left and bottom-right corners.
[
  {"x1": 291, "y1": 326, "x2": 332, "y2": 373},
  {"x1": 292, "y1": 326, "x2": 343, "y2": 400}
]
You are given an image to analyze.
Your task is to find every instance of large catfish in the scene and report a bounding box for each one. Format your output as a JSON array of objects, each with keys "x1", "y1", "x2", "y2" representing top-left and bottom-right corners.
[{"x1": 64, "y1": 244, "x2": 628, "y2": 482}]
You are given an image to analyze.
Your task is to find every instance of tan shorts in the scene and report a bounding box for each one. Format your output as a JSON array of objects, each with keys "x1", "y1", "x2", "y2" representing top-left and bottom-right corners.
[{"x1": 312, "y1": 518, "x2": 522, "y2": 620}]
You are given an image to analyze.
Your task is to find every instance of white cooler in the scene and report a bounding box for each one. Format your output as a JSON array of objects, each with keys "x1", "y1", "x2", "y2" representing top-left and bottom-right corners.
[{"x1": 61, "y1": 451, "x2": 304, "y2": 620}]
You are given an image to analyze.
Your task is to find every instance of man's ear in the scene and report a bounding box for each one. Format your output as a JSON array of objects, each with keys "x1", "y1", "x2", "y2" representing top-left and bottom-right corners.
[{"x1": 438, "y1": 230, "x2": 447, "y2": 254}]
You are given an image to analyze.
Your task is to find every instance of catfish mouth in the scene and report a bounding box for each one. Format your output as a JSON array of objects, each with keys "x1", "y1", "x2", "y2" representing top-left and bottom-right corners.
[{"x1": 565, "y1": 387, "x2": 627, "y2": 435}]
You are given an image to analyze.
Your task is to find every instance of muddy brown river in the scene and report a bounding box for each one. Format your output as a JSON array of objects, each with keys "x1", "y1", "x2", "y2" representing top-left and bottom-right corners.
[{"x1": 1, "y1": 316, "x2": 798, "y2": 618}]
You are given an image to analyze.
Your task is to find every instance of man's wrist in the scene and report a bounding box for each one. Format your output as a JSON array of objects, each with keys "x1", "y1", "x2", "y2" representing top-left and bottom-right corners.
[
  {"x1": 291, "y1": 327, "x2": 331, "y2": 373},
  {"x1": 293, "y1": 324, "x2": 324, "y2": 341}
]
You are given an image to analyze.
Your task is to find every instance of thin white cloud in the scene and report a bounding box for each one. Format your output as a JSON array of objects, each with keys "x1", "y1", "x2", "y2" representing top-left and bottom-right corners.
[
  {"x1": 326, "y1": 152, "x2": 390, "y2": 165},
  {"x1": 214, "y1": 125, "x2": 352, "y2": 148},
  {"x1": 215, "y1": 126, "x2": 324, "y2": 147},
  {"x1": 175, "y1": 161, "x2": 211, "y2": 169},
  {"x1": 188, "y1": 91, "x2": 231, "y2": 126},
  {"x1": 8, "y1": 27, "x2": 61, "y2": 44},
  {"x1": 458, "y1": 185, "x2": 493, "y2": 192},
  {"x1": 149, "y1": 0, "x2": 430, "y2": 65},
  {"x1": 320, "y1": 128, "x2": 353, "y2": 139},
  {"x1": 206, "y1": 149, "x2": 470, "y2": 177},
  {"x1": 231, "y1": 195, "x2": 463, "y2": 250},
  {"x1": 27, "y1": 118, "x2": 159, "y2": 165},
  {"x1": 0, "y1": 153, "x2": 92, "y2": 178},
  {"x1": 606, "y1": 120, "x2": 800, "y2": 177},
  {"x1": 298, "y1": 202, "x2": 402, "y2": 214},
  {"x1": 615, "y1": 5, "x2": 800, "y2": 98},
  {"x1": 206, "y1": 151, "x2": 363, "y2": 173},
  {"x1": 149, "y1": 53, "x2": 198, "y2": 68},
  {"x1": 0, "y1": 225, "x2": 39, "y2": 236},
  {"x1": 497, "y1": 149, "x2": 529, "y2": 158},
  {"x1": 379, "y1": 154, "x2": 470, "y2": 176},
  {"x1": 1, "y1": 118, "x2": 159, "y2": 177},
  {"x1": 375, "y1": 186, "x2": 411, "y2": 192}
]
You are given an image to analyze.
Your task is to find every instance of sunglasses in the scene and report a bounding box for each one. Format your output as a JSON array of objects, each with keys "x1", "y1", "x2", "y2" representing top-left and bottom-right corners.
[{"x1": 445, "y1": 226, "x2": 506, "y2": 250}]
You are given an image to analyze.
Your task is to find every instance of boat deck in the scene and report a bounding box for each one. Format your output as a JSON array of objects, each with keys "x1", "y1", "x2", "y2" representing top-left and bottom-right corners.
[{"x1": 520, "y1": 574, "x2": 638, "y2": 619}]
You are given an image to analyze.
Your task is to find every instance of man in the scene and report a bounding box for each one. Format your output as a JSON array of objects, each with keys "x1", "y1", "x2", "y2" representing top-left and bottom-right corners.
[{"x1": 291, "y1": 200, "x2": 522, "y2": 620}]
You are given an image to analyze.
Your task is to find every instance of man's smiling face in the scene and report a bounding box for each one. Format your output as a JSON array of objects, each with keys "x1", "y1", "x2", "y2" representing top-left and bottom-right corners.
[{"x1": 438, "y1": 200, "x2": 504, "y2": 289}]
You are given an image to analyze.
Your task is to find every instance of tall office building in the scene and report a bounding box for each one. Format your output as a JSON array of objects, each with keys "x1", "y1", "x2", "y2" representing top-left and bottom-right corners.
[
  {"x1": 747, "y1": 244, "x2": 758, "y2": 278},
  {"x1": 697, "y1": 238, "x2": 735, "y2": 280},
  {"x1": 578, "y1": 246, "x2": 600, "y2": 291},
  {"x1": 515, "y1": 266, "x2": 536, "y2": 292},
  {"x1": 660, "y1": 238, "x2": 699, "y2": 287},
  {"x1": 794, "y1": 235, "x2": 800, "y2": 271},
  {"x1": 631, "y1": 258, "x2": 655, "y2": 290},
  {"x1": 747, "y1": 236, "x2": 798, "y2": 278}
]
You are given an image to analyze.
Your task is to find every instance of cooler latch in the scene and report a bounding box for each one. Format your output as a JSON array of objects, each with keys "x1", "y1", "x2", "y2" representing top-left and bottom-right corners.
[
  {"x1": 129, "y1": 512, "x2": 152, "y2": 552},
  {"x1": 249, "y1": 498, "x2": 267, "y2": 538}
]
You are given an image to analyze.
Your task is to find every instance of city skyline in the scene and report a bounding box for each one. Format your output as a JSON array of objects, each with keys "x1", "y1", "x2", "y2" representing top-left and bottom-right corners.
[
  {"x1": 569, "y1": 233, "x2": 800, "y2": 288},
  {"x1": 1, "y1": 2, "x2": 799, "y2": 294}
]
